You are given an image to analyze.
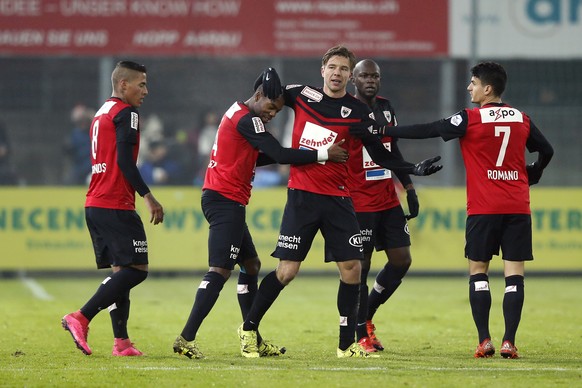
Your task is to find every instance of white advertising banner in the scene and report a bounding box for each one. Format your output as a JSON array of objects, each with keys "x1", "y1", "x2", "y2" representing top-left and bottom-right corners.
[{"x1": 450, "y1": 0, "x2": 582, "y2": 58}]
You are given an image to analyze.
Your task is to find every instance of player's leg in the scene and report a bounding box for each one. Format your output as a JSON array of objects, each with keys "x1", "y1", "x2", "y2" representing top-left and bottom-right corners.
[
  {"x1": 468, "y1": 259, "x2": 493, "y2": 357},
  {"x1": 238, "y1": 189, "x2": 315, "y2": 357},
  {"x1": 466, "y1": 215, "x2": 499, "y2": 358},
  {"x1": 354, "y1": 211, "x2": 375, "y2": 350},
  {"x1": 62, "y1": 208, "x2": 148, "y2": 356},
  {"x1": 242, "y1": 259, "x2": 301, "y2": 331},
  {"x1": 356, "y1": 252, "x2": 375, "y2": 351},
  {"x1": 174, "y1": 190, "x2": 242, "y2": 359},
  {"x1": 500, "y1": 260, "x2": 524, "y2": 358},
  {"x1": 238, "y1": 259, "x2": 301, "y2": 358},
  {"x1": 336, "y1": 259, "x2": 363, "y2": 352},
  {"x1": 323, "y1": 195, "x2": 375, "y2": 357},
  {"x1": 237, "y1": 227, "x2": 261, "y2": 320},
  {"x1": 109, "y1": 264, "x2": 148, "y2": 356},
  {"x1": 499, "y1": 214, "x2": 532, "y2": 359},
  {"x1": 365, "y1": 206, "x2": 411, "y2": 350}
]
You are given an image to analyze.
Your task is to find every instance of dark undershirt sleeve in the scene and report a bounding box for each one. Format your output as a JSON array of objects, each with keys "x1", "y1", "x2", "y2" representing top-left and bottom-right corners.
[
  {"x1": 238, "y1": 115, "x2": 318, "y2": 165},
  {"x1": 384, "y1": 110, "x2": 468, "y2": 141},
  {"x1": 114, "y1": 108, "x2": 151, "y2": 196},
  {"x1": 526, "y1": 120, "x2": 554, "y2": 170},
  {"x1": 353, "y1": 129, "x2": 415, "y2": 173},
  {"x1": 390, "y1": 140, "x2": 413, "y2": 187}
]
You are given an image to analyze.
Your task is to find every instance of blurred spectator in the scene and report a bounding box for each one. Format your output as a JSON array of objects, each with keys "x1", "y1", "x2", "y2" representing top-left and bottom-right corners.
[
  {"x1": 193, "y1": 111, "x2": 219, "y2": 185},
  {"x1": 63, "y1": 104, "x2": 95, "y2": 185},
  {"x1": 139, "y1": 113, "x2": 165, "y2": 166},
  {"x1": 0, "y1": 120, "x2": 18, "y2": 185},
  {"x1": 139, "y1": 139, "x2": 183, "y2": 185}
]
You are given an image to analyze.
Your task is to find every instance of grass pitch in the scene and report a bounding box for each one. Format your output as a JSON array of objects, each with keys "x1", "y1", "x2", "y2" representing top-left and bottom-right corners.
[{"x1": 1, "y1": 274, "x2": 580, "y2": 387}]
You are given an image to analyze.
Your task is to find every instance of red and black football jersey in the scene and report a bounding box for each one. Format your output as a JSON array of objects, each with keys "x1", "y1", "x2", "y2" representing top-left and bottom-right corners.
[
  {"x1": 348, "y1": 96, "x2": 401, "y2": 212},
  {"x1": 203, "y1": 101, "x2": 318, "y2": 205},
  {"x1": 283, "y1": 84, "x2": 372, "y2": 197},
  {"x1": 85, "y1": 98, "x2": 140, "y2": 210},
  {"x1": 440, "y1": 103, "x2": 532, "y2": 215}
]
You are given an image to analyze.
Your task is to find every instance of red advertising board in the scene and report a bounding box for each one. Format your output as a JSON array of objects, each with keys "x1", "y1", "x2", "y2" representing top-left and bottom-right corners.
[{"x1": 0, "y1": 0, "x2": 447, "y2": 57}]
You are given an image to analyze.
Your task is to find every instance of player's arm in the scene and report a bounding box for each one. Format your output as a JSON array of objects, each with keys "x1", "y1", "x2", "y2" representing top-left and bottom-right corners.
[
  {"x1": 391, "y1": 140, "x2": 419, "y2": 219},
  {"x1": 525, "y1": 120, "x2": 554, "y2": 185},
  {"x1": 357, "y1": 110, "x2": 468, "y2": 141},
  {"x1": 238, "y1": 116, "x2": 347, "y2": 165},
  {"x1": 115, "y1": 108, "x2": 164, "y2": 224},
  {"x1": 351, "y1": 126, "x2": 441, "y2": 176}
]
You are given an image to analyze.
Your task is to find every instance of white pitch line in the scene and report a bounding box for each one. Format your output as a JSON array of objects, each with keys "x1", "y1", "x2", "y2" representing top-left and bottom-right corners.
[{"x1": 19, "y1": 271, "x2": 53, "y2": 300}]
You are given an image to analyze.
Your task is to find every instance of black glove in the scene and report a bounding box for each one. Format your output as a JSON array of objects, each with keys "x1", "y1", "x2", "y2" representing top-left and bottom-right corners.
[
  {"x1": 526, "y1": 162, "x2": 542, "y2": 186},
  {"x1": 405, "y1": 189, "x2": 419, "y2": 220},
  {"x1": 412, "y1": 156, "x2": 442, "y2": 176},
  {"x1": 254, "y1": 67, "x2": 282, "y2": 100}
]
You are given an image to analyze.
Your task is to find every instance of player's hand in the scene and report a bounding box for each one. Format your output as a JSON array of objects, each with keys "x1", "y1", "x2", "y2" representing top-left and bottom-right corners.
[
  {"x1": 327, "y1": 139, "x2": 348, "y2": 163},
  {"x1": 405, "y1": 189, "x2": 419, "y2": 220},
  {"x1": 144, "y1": 192, "x2": 164, "y2": 225},
  {"x1": 261, "y1": 67, "x2": 282, "y2": 100},
  {"x1": 412, "y1": 156, "x2": 442, "y2": 176},
  {"x1": 526, "y1": 162, "x2": 542, "y2": 185}
]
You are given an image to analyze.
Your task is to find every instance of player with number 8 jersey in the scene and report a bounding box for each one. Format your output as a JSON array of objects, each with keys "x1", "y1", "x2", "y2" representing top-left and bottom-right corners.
[{"x1": 62, "y1": 61, "x2": 164, "y2": 358}]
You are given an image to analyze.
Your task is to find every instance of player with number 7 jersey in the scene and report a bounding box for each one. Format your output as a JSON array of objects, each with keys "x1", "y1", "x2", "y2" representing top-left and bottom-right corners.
[
  {"x1": 383, "y1": 100, "x2": 552, "y2": 216},
  {"x1": 381, "y1": 61, "x2": 554, "y2": 360}
]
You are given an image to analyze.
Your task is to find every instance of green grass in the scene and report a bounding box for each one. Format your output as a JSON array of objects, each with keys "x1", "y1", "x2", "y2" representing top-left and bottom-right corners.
[{"x1": 1, "y1": 275, "x2": 580, "y2": 387}]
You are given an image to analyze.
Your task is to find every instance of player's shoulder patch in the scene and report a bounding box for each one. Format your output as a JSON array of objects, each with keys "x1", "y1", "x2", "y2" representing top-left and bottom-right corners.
[
  {"x1": 251, "y1": 116, "x2": 265, "y2": 133},
  {"x1": 301, "y1": 86, "x2": 323, "y2": 102},
  {"x1": 446, "y1": 110, "x2": 465, "y2": 127},
  {"x1": 130, "y1": 112, "x2": 139, "y2": 130},
  {"x1": 449, "y1": 114, "x2": 463, "y2": 126}
]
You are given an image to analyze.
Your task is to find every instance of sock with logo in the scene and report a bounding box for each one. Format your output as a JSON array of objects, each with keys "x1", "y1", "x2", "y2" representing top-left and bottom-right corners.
[
  {"x1": 237, "y1": 271, "x2": 258, "y2": 320},
  {"x1": 366, "y1": 263, "x2": 407, "y2": 320},
  {"x1": 180, "y1": 271, "x2": 226, "y2": 341},
  {"x1": 337, "y1": 280, "x2": 360, "y2": 351},
  {"x1": 469, "y1": 273, "x2": 492, "y2": 343},
  {"x1": 243, "y1": 271, "x2": 284, "y2": 332},
  {"x1": 81, "y1": 267, "x2": 148, "y2": 321},
  {"x1": 109, "y1": 290, "x2": 130, "y2": 339},
  {"x1": 502, "y1": 275, "x2": 525, "y2": 344}
]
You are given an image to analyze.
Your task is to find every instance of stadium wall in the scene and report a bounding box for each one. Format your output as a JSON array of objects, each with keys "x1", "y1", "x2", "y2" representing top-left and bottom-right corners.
[{"x1": 1, "y1": 187, "x2": 580, "y2": 273}]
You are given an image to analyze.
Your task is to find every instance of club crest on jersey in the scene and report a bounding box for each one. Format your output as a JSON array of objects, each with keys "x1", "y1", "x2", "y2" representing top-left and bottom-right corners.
[
  {"x1": 301, "y1": 86, "x2": 323, "y2": 102},
  {"x1": 252, "y1": 117, "x2": 265, "y2": 133},
  {"x1": 383, "y1": 110, "x2": 392, "y2": 123},
  {"x1": 341, "y1": 106, "x2": 352, "y2": 118},
  {"x1": 130, "y1": 112, "x2": 139, "y2": 130}
]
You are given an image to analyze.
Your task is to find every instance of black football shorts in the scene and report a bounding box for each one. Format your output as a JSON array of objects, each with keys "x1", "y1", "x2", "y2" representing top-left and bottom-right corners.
[
  {"x1": 202, "y1": 189, "x2": 258, "y2": 270},
  {"x1": 356, "y1": 205, "x2": 411, "y2": 254},
  {"x1": 465, "y1": 214, "x2": 533, "y2": 262},
  {"x1": 85, "y1": 207, "x2": 148, "y2": 269},
  {"x1": 272, "y1": 188, "x2": 364, "y2": 263}
]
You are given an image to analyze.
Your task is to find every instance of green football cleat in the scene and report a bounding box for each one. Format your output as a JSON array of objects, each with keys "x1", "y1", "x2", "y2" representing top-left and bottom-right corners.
[
  {"x1": 337, "y1": 342, "x2": 379, "y2": 358},
  {"x1": 237, "y1": 324, "x2": 260, "y2": 358},
  {"x1": 173, "y1": 335, "x2": 204, "y2": 359},
  {"x1": 258, "y1": 339, "x2": 286, "y2": 357}
]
